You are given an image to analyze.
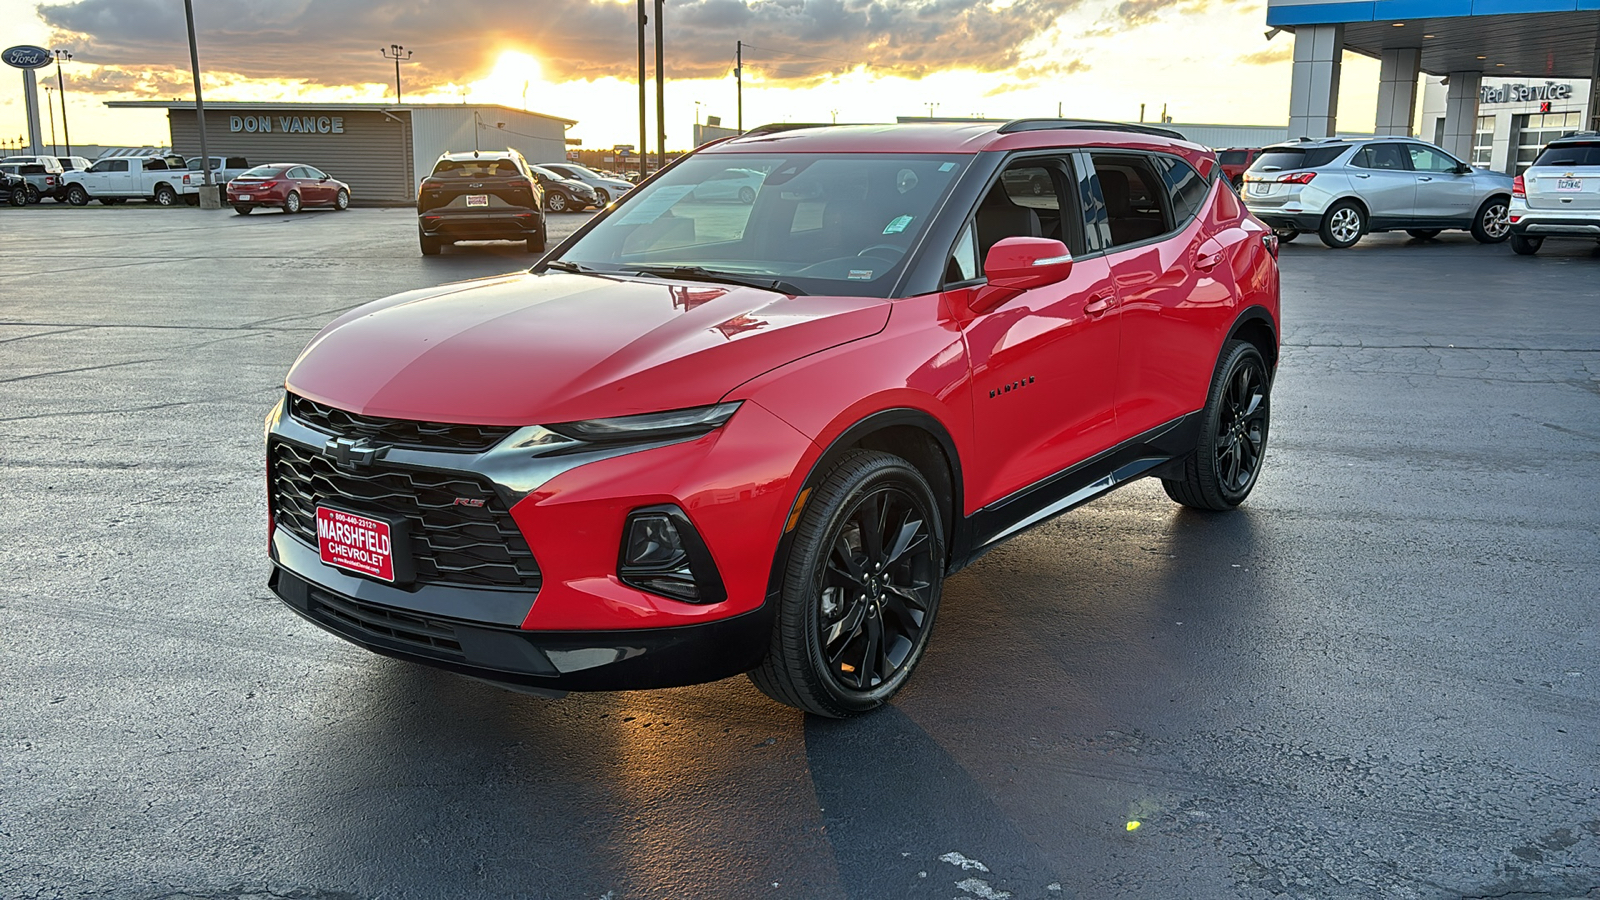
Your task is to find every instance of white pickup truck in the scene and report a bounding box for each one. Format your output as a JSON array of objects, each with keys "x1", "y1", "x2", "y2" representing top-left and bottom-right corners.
[{"x1": 61, "y1": 155, "x2": 192, "y2": 207}]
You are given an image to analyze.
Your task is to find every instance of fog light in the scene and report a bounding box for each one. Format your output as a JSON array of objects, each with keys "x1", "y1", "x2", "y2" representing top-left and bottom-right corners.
[{"x1": 618, "y1": 505, "x2": 725, "y2": 604}]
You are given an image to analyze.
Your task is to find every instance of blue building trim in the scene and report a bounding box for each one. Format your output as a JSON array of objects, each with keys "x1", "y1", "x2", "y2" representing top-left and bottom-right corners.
[
  {"x1": 1267, "y1": 0, "x2": 1586, "y2": 23},
  {"x1": 1267, "y1": 2, "x2": 1375, "y2": 25}
]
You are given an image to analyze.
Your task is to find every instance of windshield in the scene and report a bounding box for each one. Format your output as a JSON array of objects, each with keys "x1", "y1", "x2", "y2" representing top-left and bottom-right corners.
[
  {"x1": 238, "y1": 166, "x2": 287, "y2": 178},
  {"x1": 433, "y1": 158, "x2": 520, "y2": 178},
  {"x1": 554, "y1": 152, "x2": 969, "y2": 298},
  {"x1": 1249, "y1": 146, "x2": 1348, "y2": 172},
  {"x1": 1533, "y1": 142, "x2": 1600, "y2": 167}
]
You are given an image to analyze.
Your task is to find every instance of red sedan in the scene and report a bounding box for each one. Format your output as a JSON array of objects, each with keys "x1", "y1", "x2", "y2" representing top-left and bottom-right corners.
[
  {"x1": 267, "y1": 120, "x2": 1281, "y2": 717},
  {"x1": 227, "y1": 164, "x2": 350, "y2": 214}
]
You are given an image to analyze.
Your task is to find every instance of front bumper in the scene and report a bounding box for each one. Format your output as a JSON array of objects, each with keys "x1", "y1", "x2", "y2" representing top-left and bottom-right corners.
[{"x1": 265, "y1": 395, "x2": 817, "y2": 691}]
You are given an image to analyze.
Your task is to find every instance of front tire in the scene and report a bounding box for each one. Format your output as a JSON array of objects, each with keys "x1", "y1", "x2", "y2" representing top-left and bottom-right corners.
[
  {"x1": 284, "y1": 191, "x2": 301, "y2": 214},
  {"x1": 1318, "y1": 201, "x2": 1365, "y2": 249},
  {"x1": 1163, "y1": 340, "x2": 1271, "y2": 511},
  {"x1": 738, "y1": 186, "x2": 756, "y2": 204},
  {"x1": 7, "y1": 186, "x2": 26, "y2": 207},
  {"x1": 1471, "y1": 196, "x2": 1511, "y2": 243},
  {"x1": 749, "y1": 450, "x2": 945, "y2": 718},
  {"x1": 66, "y1": 185, "x2": 88, "y2": 206},
  {"x1": 334, "y1": 189, "x2": 349, "y2": 210},
  {"x1": 1510, "y1": 233, "x2": 1543, "y2": 256},
  {"x1": 594, "y1": 188, "x2": 610, "y2": 205}
]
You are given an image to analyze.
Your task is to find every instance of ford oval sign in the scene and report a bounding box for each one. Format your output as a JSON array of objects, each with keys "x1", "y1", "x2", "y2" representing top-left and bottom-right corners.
[{"x1": 3, "y1": 46, "x2": 54, "y2": 69}]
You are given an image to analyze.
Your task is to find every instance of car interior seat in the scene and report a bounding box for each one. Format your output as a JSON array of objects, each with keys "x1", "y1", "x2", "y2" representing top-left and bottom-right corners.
[
  {"x1": 975, "y1": 185, "x2": 1042, "y2": 258},
  {"x1": 1099, "y1": 169, "x2": 1165, "y2": 245}
]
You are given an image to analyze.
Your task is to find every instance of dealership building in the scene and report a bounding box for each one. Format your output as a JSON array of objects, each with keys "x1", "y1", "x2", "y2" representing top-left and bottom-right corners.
[
  {"x1": 105, "y1": 101, "x2": 577, "y2": 204},
  {"x1": 1420, "y1": 75, "x2": 1592, "y2": 173}
]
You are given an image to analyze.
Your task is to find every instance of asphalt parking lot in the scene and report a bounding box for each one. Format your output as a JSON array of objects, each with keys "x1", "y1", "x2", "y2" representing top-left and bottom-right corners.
[{"x1": 2, "y1": 205, "x2": 1597, "y2": 900}]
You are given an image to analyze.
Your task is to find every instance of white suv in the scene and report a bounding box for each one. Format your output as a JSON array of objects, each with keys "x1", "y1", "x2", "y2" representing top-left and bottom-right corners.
[
  {"x1": 1508, "y1": 133, "x2": 1600, "y2": 255},
  {"x1": 1242, "y1": 138, "x2": 1514, "y2": 248}
]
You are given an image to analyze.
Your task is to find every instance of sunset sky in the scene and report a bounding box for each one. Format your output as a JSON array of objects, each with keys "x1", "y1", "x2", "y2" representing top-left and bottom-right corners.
[{"x1": 0, "y1": 0, "x2": 1383, "y2": 154}]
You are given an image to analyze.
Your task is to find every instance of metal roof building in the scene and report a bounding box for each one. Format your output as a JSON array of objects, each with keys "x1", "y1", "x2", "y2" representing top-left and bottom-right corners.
[{"x1": 105, "y1": 101, "x2": 578, "y2": 204}]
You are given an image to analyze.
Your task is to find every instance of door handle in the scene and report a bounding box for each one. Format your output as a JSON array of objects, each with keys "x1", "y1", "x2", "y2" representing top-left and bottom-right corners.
[
  {"x1": 1196, "y1": 251, "x2": 1224, "y2": 271},
  {"x1": 1084, "y1": 296, "x2": 1115, "y2": 317},
  {"x1": 1417, "y1": 176, "x2": 1433, "y2": 182},
  {"x1": 1353, "y1": 173, "x2": 1371, "y2": 178}
]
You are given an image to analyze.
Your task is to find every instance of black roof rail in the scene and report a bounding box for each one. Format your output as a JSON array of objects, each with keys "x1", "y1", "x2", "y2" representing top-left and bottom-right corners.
[{"x1": 996, "y1": 118, "x2": 1186, "y2": 140}]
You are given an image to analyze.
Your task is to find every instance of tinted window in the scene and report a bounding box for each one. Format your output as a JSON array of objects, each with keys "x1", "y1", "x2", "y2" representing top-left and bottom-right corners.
[
  {"x1": 302, "y1": 167, "x2": 327, "y2": 180},
  {"x1": 1407, "y1": 144, "x2": 1459, "y2": 173},
  {"x1": 107, "y1": 160, "x2": 129, "y2": 172},
  {"x1": 226, "y1": 157, "x2": 249, "y2": 168},
  {"x1": 239, "y1": 166, "x2": 287, "y2": 178},
  {"x1": 1092, "y1": 154, "x2": 1171, "y2": 247},
  {"x1": 980, "y1": 160, "x2": 1080, "y2": 259},
  {"x1": 1249, "y1": 146, "x2": 1347, "y2": 172},
  {"x1": 1158, "y1": 157, "x2": 1209, "y2": 224},
  {"x1": 1351, "y1": 144, "x2": 1408, "y2": 170},
  {"x1": 145, "y1": 159, "x2": 168, "y2": 170},
  {"x1": 1218, "y1": 150, "x2": 1248, "y2": 165},
  {"x1": 1533, "y1": 142, "x2": 1600, "y2": 167}
]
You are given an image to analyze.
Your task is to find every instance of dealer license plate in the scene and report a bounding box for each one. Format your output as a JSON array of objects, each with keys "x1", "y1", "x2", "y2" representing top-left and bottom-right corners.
[
  {"x1": 317, "y1": 506, "x2": 397, "y2": 581},
  {"x1": 238, "y1": 194, "x2": 252, "y2": 201},
  {"x1": 466, "y1": 194, "x2": 489, "y2": 207},
  {"x1": 1556, "y1": 178, "x2": 1583, "y2": 192},
  {"x1": 1247, "y1": 182, "x2": 1269, "y2": 196}
]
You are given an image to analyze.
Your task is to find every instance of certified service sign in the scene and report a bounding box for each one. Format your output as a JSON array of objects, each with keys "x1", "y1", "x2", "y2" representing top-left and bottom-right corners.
[{"x1": 3, "y1": 45, "x2": 54, "y2": 69}]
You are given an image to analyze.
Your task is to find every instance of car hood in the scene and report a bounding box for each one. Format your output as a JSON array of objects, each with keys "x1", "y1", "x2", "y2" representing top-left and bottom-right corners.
[{"x1": 286, "y1": 272, "x2": 890, "y2": 426}]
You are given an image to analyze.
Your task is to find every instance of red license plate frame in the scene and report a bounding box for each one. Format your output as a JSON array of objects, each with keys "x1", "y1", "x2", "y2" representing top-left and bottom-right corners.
[{"x1": 316, "y1": 506, "x2": 412, "y2": 583}]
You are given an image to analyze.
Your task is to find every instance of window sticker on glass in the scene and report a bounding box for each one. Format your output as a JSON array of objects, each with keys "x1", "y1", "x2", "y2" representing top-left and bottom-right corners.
[
  {"x1": 939, "y1": 162, "x2": 957, "y2": 172},
  {"x1": 848, "y1": 269, "x2": 874, "y2": 280},
  {"x1": 883, "y1": 215, "x2": 913, "y2": 235},
  {"x1": 615, "y1": 185, "x2": 696, "y2": 225}
]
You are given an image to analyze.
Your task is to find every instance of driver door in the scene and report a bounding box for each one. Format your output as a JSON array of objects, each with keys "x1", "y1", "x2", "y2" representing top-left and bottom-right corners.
[
  {"x1": 1406, "y1": 143, "x2": 1478, "y2": 221},
  {"x1": 958, "y1": 157, "x2": 1122, "y2": 515}
]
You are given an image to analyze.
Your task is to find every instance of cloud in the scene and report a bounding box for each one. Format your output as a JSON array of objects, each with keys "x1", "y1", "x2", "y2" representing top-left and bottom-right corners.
[
  {"x1": 1237, "y1": 44, "x2": 1291, "y2": 66},
  {"x1": 39, "y1": 0, "x2": 1095, "y2": 94}
]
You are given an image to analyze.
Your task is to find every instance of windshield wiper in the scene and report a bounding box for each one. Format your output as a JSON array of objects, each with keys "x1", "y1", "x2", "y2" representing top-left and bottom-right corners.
[
  {"x1": 623, "y1": 265, "x2": 807, "y2": 296},
  {"x1": 544, "y1": 260, "x2": 599, "y2": 274}
]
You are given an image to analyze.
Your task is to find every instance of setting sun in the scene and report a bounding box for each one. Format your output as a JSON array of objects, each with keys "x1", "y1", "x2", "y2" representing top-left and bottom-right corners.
[{"x1": 466, "y1": 50, "x2": 548, "y2": 109}]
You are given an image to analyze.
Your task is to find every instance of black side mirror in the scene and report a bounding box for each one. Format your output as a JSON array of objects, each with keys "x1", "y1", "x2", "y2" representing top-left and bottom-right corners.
[{"x1": 1455, "y1": 163, "x2": 1474, "y2": 175}]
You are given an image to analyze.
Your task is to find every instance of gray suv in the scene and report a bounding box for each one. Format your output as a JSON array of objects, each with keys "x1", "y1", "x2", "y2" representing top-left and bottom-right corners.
[
  {"x1": 1508, "y1": 132, "x2": 1600, "y2": 255},
  {"x1": 1242, "y1": 138, "x2": 1514, "y2": 248}
]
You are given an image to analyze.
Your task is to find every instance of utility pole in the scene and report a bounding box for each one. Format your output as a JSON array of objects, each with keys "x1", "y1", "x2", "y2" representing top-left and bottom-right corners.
[
  {"x1": 654, "y1": 0, "x2": 664, "y2": 169},
  {"x1": 380, "y1": 45, "x2": 413, "y2": 102},
  {"x1": 925, "y1": 102, "x2": 939, "y2": 118},
  {"x1": 1139, "y1": 103, "x2": 1145, "y2": 123},
  {"x1": 53, "y1": 49, "x2": 71, "y2": 158},
  {"x1": 637, "y1": 0, "x2": 647, "y2": 179},
  {"x1": 43, "y1": 84, "x2": 57, "y2": 154},
  {"x1": 735, "y1": 41, "x2": 742, "y2": 132},
  {"x1": 182, "y1": 0, "x2": 216, "y2": 207}
]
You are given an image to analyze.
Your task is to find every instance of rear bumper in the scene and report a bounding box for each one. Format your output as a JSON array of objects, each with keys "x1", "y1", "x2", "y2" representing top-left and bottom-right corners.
[
  {"x1": 269, "y1": 554, "x2": 774, "y2": 693},
  {"x1": 418, "y1": 210, "x2": 542, "y2": 239},
  {"x1": 1510, "y1": 216, "x2": 1600, "y2": 237},
  {"x1": 1250, "y1": 211, "x2": 1324, "y2": 232}
]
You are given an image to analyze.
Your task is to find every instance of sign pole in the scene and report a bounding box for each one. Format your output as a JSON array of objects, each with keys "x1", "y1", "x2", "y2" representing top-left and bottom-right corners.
[
  {"x1": 183, "y1": 0, "x2": 220, "y2": 208},
  {"x1": 22, "y1": 67, "x2": 44, "y2": 154}
]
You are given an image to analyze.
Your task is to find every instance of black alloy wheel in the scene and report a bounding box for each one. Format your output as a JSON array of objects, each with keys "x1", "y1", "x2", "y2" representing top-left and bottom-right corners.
[
  {"x1": 1406, "y1": 229, "x2": 1441, "y2": 240},
  {"x1": 7, "y1": 186, "x2": 25, "y2": 207},
  {"x1": 750, "y1": 450, "x2": 944, "y2": 717},
  {"x1": 1509, "y1": 233, "x2": 1542, "y2": 256},
  {"x1": 23, "y1": 185, "x2": 40, "y2": 203},
  {"x1": 1163, "y1": 340, "x2": 1270, "y2": 510},
  {"x1": 66, "y1": 185, "x2": 88, "y2": 206},
  {"x1": 546, "y1": 191, "x2": 568, "y2": 213},
  {"x1": 284, "y1": 191, "x2": 302, "y2": 214},
  {"x1": 1471, "y1": 196, "x2": 1511, "y2": 243},
  {"x1": 334, "y1": 189, "x2": 350, "y2": 211}
]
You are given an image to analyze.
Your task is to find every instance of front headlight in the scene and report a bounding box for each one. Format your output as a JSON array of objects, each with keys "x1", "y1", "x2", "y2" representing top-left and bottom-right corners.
[{"x1": 544, "y1": 402, "x2": 741, "y2": 443}]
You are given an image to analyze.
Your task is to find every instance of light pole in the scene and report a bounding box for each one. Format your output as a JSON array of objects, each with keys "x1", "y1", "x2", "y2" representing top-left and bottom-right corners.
[
  {"x1": 182, "y1": 0, "x2": 216, "y2": 203},
  {"x1": 380, "y1": 44, "x2": 413, "y2": 102},
  {"x1": 924, "y1": 102, "x2": 939, "y2": 118},
  {"x1": 53, "y1": 49, "x2": 71, "y2": 158},
  {"x1": 43, "y1": 83, "x2": 58, "y2": 154}
]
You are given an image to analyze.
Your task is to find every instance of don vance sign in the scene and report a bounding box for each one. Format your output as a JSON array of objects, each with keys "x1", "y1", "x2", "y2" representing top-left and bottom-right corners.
[{"x1": 230, "y1": 114, "x2": 346, "y2": 134}]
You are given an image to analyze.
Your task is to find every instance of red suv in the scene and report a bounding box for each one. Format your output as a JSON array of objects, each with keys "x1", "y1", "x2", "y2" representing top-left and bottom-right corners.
[
  {"x1": 1218, "y1": 147, "x2": 1263, "y2": 188},
  {"x1": 267, "y1": 120, "x2": 1281, "y2": 717}
]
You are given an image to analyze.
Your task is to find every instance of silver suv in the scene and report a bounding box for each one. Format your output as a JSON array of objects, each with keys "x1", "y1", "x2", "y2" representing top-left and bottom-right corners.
[
  {"x1": 1242, "y1": 138, "x2": 1515, "y2": 248},
  {"x1": 1508, "y1": 132, "x2": 1600, "y2": 255}
]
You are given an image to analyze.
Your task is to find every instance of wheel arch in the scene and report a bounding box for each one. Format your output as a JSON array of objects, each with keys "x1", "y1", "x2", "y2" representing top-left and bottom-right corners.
[
  {"x1": 763, "y1": 407, "x2": 964, "y2": 600},
  {"x1": 1327, "y1": 194, "x2": 1369, "y2": 219},
  {"x1": 1226, "y1": 305, "x2": 1279, "y2": 373}
]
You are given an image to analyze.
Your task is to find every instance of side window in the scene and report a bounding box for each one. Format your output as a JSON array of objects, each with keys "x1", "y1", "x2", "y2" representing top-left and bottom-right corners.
[
  {"x1": 972, "y1": 158, "x2": 1082, "y2": 266},
  {"x1": 146, "y1": 159, "x2": 168, "y2": 170},
  {"x1": 945, "y1": 222, "x2": 980, "y2": 285},
  {"x1": 304, "y1": 167, "x2": 326, "y2": 179},
  {"x1": 286, "y1": 167, "x2": 308, "y2": 179},
  {"x1": 109, "y1": 160, "x2": 129, "y2": 173},
  {"x1": 1407, "y1": 144, "x2": 1458, "y2": 173},
  {"x1": 1158, "y1": 157, "x2": 1209, "y2": 225},
  {"x1": 1091, "y1": 153, "x2": 1172, "y2": 247},
  {"x1": 1353, "y1": 143, "x2": 1407, "y2": 170}
]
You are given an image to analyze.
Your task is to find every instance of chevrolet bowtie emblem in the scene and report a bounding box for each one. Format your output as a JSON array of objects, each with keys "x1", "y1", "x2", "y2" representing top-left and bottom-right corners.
[{"x1": 326, "y1": 435, "x2": 386, "y2": 469}]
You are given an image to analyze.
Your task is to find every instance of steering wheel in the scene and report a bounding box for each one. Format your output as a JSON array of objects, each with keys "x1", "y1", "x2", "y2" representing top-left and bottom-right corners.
[{"x1": 856, "y1": 243, "x2": 906, "y2": 261}]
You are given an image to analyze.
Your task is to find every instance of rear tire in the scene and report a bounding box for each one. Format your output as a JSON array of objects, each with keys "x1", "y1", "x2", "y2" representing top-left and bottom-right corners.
[
  {"x1": 23, "y1": 185, "x2": 40, "y2": 203},
  {"x1": 153, "y1": 184, "x2": 177, "y2": 206},
  {"x1": 233, "y1": 205, "x2": 253, "y2": 215},
  {"x1": 738, "y1": 186, "x2": 756, "y2": 204},
  {"x1": 545, "y1": 191, "x2": 568, "y2": 213},
  {"x1": 1162, "y1": 340, "x2": 1271, "y2": 511},
  {"x1": 1318, "y1": 201, "x2": 1365, "y2": 249},
  {"x1": 1272, "y1": 227, "x2": 1299, "y2": 243},
  {"x1": 1471, "y1": 196, "x2": 1511, "y2": 243},
  {"x1": 1406, "y1": 229, "x2": 1441, "y2": 240},
  {"x1": 749, "y1": 450, "x2": 945, "y2": 718},
  {"x1": 1510, "y1": 233, "x2": 1543, "y2": 256}
]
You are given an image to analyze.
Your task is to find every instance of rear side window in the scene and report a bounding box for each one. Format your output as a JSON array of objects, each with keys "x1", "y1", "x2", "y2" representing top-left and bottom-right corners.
[
  {"x1": 1157, "y1": 157, "x2": 1209, "y2": 225},
  {"x1": 1351, "y1": 144, "x2": 1408, "y2": 170},
  {"x1": 146, "y1": 159, "x2": 168, "y2": 170},
  {"x1": 1218, "y1": 150, "x2": 1248, "y2": 165},
  {"x1": 1250, "y1": 146, "x2": 1347, "y2": 172},
  {"x1": 1534, "y1": 142, "x2": 1600, "y2": 167},
  {"x1": 1091, "y1": 153, "x2": 1172, "y2": 248}
]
